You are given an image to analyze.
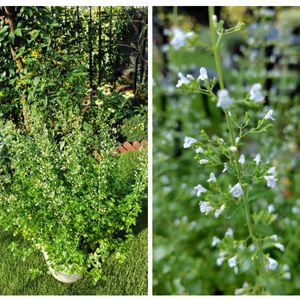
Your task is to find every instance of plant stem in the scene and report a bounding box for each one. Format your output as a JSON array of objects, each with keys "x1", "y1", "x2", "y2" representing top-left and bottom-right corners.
[{"x1": 208, "y1": 6, "x2": 265, "y2": 285}]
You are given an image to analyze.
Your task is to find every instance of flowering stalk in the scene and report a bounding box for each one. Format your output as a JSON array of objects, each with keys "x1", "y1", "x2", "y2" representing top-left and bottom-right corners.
[{"x1": 208, "y1": 6, "x2": 266, "y2": 286}]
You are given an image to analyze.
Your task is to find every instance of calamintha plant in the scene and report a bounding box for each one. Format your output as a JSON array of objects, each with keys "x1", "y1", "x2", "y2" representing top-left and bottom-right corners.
[
  {"x1": 0, "y1": 113, "x2": 147, "y2": 284},
  {"x1": 177, "y1": 7, "x2": 289, "y2": 295}
]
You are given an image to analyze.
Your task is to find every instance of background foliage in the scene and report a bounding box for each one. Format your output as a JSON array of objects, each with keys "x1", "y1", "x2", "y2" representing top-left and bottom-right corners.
[{"x1": 153, "y1": 6, "x2": 300, "y2": 295}]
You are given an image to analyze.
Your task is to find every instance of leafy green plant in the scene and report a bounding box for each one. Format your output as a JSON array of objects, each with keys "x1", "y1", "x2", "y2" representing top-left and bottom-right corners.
[
  {"x1": 0, "y1": 113, "x2": 147, "y2": 284},
  {"x1": 120, "y1": 111, "x2": 147, "y2": 142}
]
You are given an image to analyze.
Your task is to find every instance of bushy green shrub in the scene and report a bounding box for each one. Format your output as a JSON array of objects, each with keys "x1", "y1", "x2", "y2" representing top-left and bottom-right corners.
[
  {"x1": 120, "y1": 112, "x2": 147, "y2": 142},
  {"x1": 0, "y1": 114, "x2": 147, "y2": 284}
]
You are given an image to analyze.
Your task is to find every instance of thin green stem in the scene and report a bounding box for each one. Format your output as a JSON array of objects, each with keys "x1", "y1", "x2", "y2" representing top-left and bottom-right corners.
[{"x1": 208, "y1": 6, "x2": 265, "y2": 285}]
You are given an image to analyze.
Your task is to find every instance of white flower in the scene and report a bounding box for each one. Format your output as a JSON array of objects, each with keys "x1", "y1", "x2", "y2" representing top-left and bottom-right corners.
[
  {"x1": 186, "y1": 74, "x2": 194, "y2": 80},
  {"x1": 212, "y1": 14, "x2": 217, "y2": 21},
  {"x1": 183, "y1": 136, "x2": 197, "y2": 148},
  {"x1": 235, "y1": 288, "x2": 244, "y2": 295},
  {"x1": 267, "y1": 166, "x2": 276, "y2": 176},
  {"x1": 264, "y1": 175, "x2": 277, "y2": 188},
  {"x1": 176, "y1": 72, "x2": 190, "y2": 88},
  {"x1": 254, "y1": 153, "x2": 261, "y2": 165},
  {"x1": 207, "y1": 172, "x2": 217, "y2": 183},
  {"x1": 235, "y1": 137, "x2": 240, "y2": 144},
  {"x1": 275, "y1": 243, "x2": 285, "y2": 252},
  {"x1": 283, "y1": 272, "x2": 291, "y2": 280},
  {"x1": 249, "y1": 244, "x2": 256, "y2": 252},
  {"x1": 239, "y1": 154, "x2": 245, "y2": 165},
  {"x1": 266, "y1": 257, "x2": 278, "y2": 270},
  {"x1": 268, "y1": 204, "x2": 275, "y2": 213},
  {"x1": 249, "y1": 83, "x2": 265, "y2": 103},
  {"x1": 271, "y1": 234, "x2": 278, "y2": 241},
  {"x1": 229, "y1": 146, "x2": 237, "y2": 152},
  {"x1": 216, "y1": 257, "x2": 225, "y2": 266},
  {"x1": 234, "y1": 266, "x2": 238, "y2": 274},
  {"x1": 238, "y1": 243, "x2": 245, "y2": 251},
  {"x1": 214, "y1": 204, "x2": 225, "y2": 218},
  {"x1": 216, "y1": 251, "x2": 226, "y2": 266},
  {"x1": 217, "y1": 89, "x2": 233, "y2": 110},
  {"x1": 235, "y1": 282, "x2": 249, "y2": 295},
  {"x1": 283, "y1": 264, "x2": 290, "y2": 272},
  {"x1": 264, "y1": 109, "x2": 275, "y2": 121},
  {"x1": 198, "y1": 67, "x2": 208, "y2": 81},
  {"x1": 195, "y1": 146, "x2": 204, "y2": 154},
  {"x1": 212, "y1": 236, "x2": 221, "y2": 247},
  {"x1": 170, "y1": 27, "x2": 194, "y2": 50},
  {"x1": 199, "y1": 201, "x2": 213, "y2": 214},
  {"x1": 199, "y1": 159, "x2": 209, "y2": 164},
  {"x1": 222, "y1": 163, "x2": 228, "y2": 173},
  {"x1": 194, "y1": 184, "x2": 207, "y2": 196},
  {"x1": 225, "y1": 227, "x2": 234, "y2": 237},
  {"x1": 228, "y1": 256, "x2": 237, "y2": 268},
  {"x1": 230, "y1": 183, "x2": 243, "y2": 198}
]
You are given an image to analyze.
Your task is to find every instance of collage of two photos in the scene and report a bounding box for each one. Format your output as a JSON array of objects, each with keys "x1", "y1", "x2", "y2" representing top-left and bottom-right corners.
[{"x1": 1, "y1": 4, "x2": 300, "y2": 296}]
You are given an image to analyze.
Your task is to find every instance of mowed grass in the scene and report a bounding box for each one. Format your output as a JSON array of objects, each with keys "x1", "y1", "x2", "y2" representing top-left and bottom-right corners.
[{"x1": 0, "y1": 211, "x2": 148, "y2": 295}]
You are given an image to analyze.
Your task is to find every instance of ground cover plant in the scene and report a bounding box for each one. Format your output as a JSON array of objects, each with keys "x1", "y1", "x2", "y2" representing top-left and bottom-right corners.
[
  {"x1": 153, "y1": 6, "x2": 300, "y2": 295},
  {"x1": 0, "y1": 6, "x2": 148, "y2": 295}
]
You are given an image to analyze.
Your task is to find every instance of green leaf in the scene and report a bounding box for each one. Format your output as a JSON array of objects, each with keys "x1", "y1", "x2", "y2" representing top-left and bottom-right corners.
[
  {"x1": 33, "y1": 76, "x2": 40, "y2": 87},
  {"x1": 8, "y1": 31, "x2": 15, "y2": 43},
  {"x1": 239, "y1": 251, "x2": 254, "y2": 272},
  {"x1": 253, "y1": 224, "x2": 273, "y2": 237},
  {"x1": 225, "y1": 203, "x2": 243, "y2": 220},
  {"x1": 0, "y1": 32, "x2": 8, "y2": 42},
  {"x1": 0, "y1": 25, "x2": 9, "y2": 34},
  {"x1": 60, "y1": 140, "x2": 65, "y2": 151},
  {"x1": 14, "y1": 28, "x2": 22, "y2": 37}
]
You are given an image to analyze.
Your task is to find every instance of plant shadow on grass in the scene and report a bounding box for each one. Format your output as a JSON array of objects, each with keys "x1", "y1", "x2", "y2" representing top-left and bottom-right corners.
[{"x1": 0, "y1": 201, "x2": 148, "y2": 295}]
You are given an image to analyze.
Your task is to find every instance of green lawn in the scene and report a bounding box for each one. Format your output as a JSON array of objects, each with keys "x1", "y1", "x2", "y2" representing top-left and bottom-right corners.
[{"x1": 0, "y1": 217, "x2": 147, "y2": 295}]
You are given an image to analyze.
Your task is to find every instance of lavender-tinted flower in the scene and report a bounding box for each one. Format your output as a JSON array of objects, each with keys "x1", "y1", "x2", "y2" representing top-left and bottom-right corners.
[
  {"x1": 207, "y1": 172, "x2": 217, "y2": 183},
  {"x1": 230, "y1": 183, "x2": 243, "y2": 198},
  {"x1": 199, "y1": 201, "x2": 213, "y2": 214},
  {"x1": 194, "y1": 184, "x2": 207, "y2": 196},
  {"x1": 183, "y1": 136, "x2": 197, "y2": 149}
]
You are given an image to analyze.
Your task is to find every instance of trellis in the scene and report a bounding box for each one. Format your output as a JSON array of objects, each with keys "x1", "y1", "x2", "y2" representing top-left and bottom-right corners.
[{"x1": 72, "y1": 6, "x2": 148, "y2": 91}]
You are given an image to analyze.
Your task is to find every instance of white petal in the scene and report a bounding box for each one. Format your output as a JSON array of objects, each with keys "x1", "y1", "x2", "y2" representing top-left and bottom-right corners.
[
  {"x1": 228, "y1": 256, "x2": 237, "y2": 268},
  {"x1": 264, "y1": 109, "x2": 275, "y2": 121},
  {"x1": 239, "y1": 154, "x2": 245, "y2": 165},
  {"x1": 230, "y1": 183, "x2": 243, "y2": 198},
  {"x1": 266, "y1": 257, "x2": 278, "y2": 270},
  {"x1": 183, "y1": 136, "x2": 197, "y2": 149},
  {"x1": 217, "y1": 89, "x2": 233, "y2": 110},
  {"x1": 198, "y1": 67, "x2": 208, "y2": 81}
]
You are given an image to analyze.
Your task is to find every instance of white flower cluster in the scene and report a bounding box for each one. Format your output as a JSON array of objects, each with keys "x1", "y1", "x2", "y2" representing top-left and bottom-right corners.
[
  {"x1": 264, "y1": 166, "x2": 277, "y2": 189},
  {"x1": 194, "y1": 172, "x2": 226, "y2": 218},
  {"x1": 176, "y1": 67, "x2": 208, "y2": 88}
]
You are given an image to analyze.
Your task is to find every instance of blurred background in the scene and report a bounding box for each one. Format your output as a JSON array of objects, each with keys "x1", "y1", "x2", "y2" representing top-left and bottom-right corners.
[{"x1": 153, "y1": 6, "x2": 300, "y2": 295}]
